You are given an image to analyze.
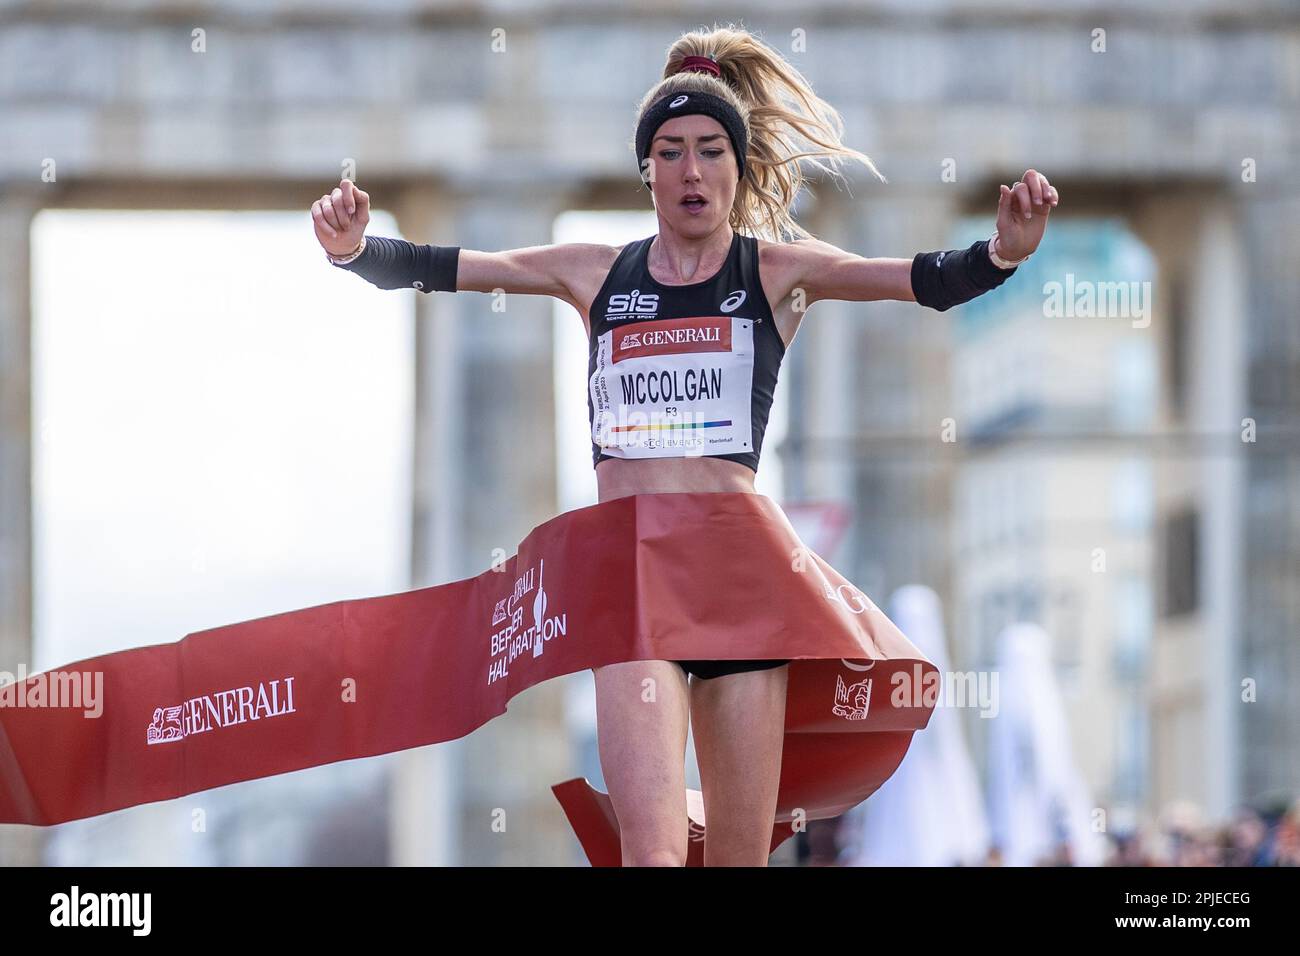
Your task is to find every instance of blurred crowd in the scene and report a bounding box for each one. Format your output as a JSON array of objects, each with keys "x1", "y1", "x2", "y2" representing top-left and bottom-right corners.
[
  {"x1": 1099, "y1": 797, "x2": 1300, "y2": 868},
  {"x1": 791, "y1": 794, "x2": 1300, "y2": 866}
]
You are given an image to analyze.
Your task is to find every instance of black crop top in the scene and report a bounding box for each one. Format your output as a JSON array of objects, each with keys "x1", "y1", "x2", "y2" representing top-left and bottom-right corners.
[{"x1": 586, "y1": 231, "x2": 786, "y2": 473}]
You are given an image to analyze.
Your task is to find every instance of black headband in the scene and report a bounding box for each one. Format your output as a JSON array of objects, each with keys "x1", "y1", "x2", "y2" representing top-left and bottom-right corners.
[{"x1": 634, "y1": 90, "x2": 748, "y2": 192}]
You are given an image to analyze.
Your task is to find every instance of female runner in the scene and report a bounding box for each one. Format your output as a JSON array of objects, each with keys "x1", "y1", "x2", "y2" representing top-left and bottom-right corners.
[{"x1": 311, "y1": 25, "x2": 1058, "y2": 867}]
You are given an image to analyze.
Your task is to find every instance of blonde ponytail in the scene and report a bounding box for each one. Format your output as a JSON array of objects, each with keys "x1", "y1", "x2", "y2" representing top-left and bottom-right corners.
[{"x1": 632, "y1": 24, "x2": 886, "y2": 242}]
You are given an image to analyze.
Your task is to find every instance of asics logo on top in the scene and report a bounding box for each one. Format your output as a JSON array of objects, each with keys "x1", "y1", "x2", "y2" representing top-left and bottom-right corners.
[
  {"x1": 606, "y1": 290, "x2": 659, "y2": 322},
  {"x1": 720, "y1": 289, "x2": 746, "y2": 313},
  {"x1": 670, "y1": 95, "x2": 689, "y2": 108}
]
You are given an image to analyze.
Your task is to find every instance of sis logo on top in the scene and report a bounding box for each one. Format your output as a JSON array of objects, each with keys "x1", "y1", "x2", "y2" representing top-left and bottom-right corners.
[
  {"x1": 605, "y1": 290, "x2": 659, "y2": 322},
  {"x1": 605, "y1": 289, "x2": 749, "y2": 322}
]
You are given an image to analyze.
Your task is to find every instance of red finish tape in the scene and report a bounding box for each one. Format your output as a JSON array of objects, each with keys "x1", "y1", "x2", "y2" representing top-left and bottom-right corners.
[{"x1": 0, "y1": 492, "x2": 935, "y2": 863}]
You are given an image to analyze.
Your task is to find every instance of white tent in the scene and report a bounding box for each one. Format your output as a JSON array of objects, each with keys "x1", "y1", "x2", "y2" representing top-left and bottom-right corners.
[
  {"x1": 840, "y1": 585, "x2": 991, "y2": 866},
  {"x1": 985, "y1": 622, "x2": 1107, "y2": 866}
]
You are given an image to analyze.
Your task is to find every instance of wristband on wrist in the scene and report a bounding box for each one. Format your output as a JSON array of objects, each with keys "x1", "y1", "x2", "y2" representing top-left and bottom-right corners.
[
  {"x1": 988, "y1": 231, "x2": 1029, "y2": 270},
  {"x1": 910, "y1": 237, "x2": 1019, "y2": 313},
  {"x1": 326, "y1": 237, "x2": 367, "y2": 265},
  {"x1": 328, "y1": 234, "x2": 460, "y2": 293}
]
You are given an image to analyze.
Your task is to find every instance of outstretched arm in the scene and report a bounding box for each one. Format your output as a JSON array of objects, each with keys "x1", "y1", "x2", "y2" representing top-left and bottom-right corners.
[
  {"x1": 456, "y1": 245, "x2": 602, "y2": 304},
  {"x1": 311, "y1": 178, "x2": 600, "y2": 309},
  {"x1": 780, "y1": 241, "x2": 917, "y2": 307},
  {"x1": 785, "y1": 168, "x2": 1060, "y2": 311}
]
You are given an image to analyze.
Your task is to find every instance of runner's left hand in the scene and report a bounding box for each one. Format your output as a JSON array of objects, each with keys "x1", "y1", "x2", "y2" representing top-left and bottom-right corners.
[{"x1": 995, "y1": 169, "x2": 1059, "y2": 261}]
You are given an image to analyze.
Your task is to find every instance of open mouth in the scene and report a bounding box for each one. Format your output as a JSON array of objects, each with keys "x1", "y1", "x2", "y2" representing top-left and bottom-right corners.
[{"x1": 681, "y1": 197, "x2": 708, "y2": 212}]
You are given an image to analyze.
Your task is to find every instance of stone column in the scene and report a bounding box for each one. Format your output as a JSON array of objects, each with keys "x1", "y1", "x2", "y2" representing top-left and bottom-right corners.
[
  {"x1": 388, "y1": 178, "x2": 580, "y2": 865},
  {"x1": 1186, "y1": 198, "x2": 1248, "y2": 821},
  {"x1": 385, "y1": 185, "x2": 465, "y2": 867},
  {"x1": 1238, "y1": 190, "x2": 1300, "y2": 807},
  {"x1": 451, "y1": 178, "x2": 579, "y2": 866},
  {"x1": 0, "y1": 187, "x2": 43, "y2": 865},
  {"x1": 797, "y1": 188, "x2": 960, "y2": 598}
]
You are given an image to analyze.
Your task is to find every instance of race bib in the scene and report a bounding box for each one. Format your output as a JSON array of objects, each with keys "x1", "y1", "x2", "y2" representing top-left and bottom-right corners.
[{"x1": 589, "y1": 315, "x2": 755, "y2": 458}]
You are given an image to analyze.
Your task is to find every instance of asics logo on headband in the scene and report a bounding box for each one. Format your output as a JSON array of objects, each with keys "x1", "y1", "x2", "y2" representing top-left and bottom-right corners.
[
  {"x1": 669, "y1": 95, "x2": 689, "y2": 108},
  {"x1": 720, "y1": 289, "x2": 746, "y2": 312}
]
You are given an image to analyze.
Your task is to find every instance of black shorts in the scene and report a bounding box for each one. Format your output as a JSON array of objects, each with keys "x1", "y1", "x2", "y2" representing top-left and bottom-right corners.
[{"x1": 675, "y1": 659, "x2": 790, "y2": 680}]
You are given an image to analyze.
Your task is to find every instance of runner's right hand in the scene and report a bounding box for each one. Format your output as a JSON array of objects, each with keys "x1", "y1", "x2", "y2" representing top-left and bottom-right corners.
[{"x1": 312, "y1": 179, "x2": 370, "y2": 256}]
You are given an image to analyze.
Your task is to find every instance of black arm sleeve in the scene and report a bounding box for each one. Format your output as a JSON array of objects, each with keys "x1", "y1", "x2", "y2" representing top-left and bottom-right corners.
[
  {"x1": 910, "y1": 238, "x2": 1017, "y2": 312},
  {"x1": 331, "y1": 235, "x2": 460, "y2": 293}
]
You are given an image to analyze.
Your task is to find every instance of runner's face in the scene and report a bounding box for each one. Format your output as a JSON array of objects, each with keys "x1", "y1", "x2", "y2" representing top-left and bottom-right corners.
[{"x1": 648, "y1": 115, "x2": 737, "y2": 234}]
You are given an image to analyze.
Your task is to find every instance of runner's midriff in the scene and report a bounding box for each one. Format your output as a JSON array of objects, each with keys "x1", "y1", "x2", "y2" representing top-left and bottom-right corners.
[{"x1": 595, "y1": 455, "x2": 757, "y2": 503}]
